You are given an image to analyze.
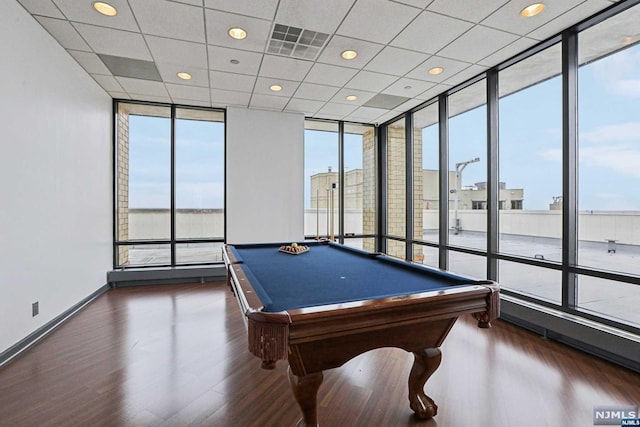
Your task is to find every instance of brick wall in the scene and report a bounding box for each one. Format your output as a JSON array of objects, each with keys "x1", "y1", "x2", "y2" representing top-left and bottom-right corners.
[{"x1": 117, "y1": 105, "x2": 129, "y2": 265}]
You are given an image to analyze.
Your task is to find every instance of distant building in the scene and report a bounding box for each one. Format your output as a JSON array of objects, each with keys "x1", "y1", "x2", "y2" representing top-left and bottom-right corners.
[{"x1": 311, "y1": 168, "x2": 525, "y2": 210}]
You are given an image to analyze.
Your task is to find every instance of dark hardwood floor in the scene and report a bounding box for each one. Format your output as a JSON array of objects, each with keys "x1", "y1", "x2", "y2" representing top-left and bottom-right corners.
[{"x1": 0, "y1": 282, "x2": 638, "y2": 427}]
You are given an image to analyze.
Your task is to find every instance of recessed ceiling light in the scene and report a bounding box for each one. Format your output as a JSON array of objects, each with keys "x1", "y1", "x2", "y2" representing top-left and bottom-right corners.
[
  {"x1": 270, "y1": 84, "x2": 283, "y2": 92},
  {"x1": 228, "y1": 27, "x2": 247, "y2": 40},
  {"x1": 346, "y1": 95, "x2": 358, "y2": 101},
  {"x1": 230, "y1": 59, "x2": 240, "y2": 65},
  {"x1": 93, "y1": 1, "x2": 117, "y2": 16},
  {"x1": 341, "y1": 50, "x2": 358, "y2": 60},
  {"x1": 428, "y1": 67, "x2": 444, "y2": 75},
  {"x1": 177, "y1": 72, "x2": 192, "y2": 80},
  {"x1": 520, "y1": 3, "x2": 545, "y2": 17}
]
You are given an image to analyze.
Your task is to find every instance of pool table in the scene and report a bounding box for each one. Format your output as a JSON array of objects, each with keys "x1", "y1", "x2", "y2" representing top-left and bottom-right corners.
[{"x1": 223, "y1": 241, "x2": 499, "y2": 427}]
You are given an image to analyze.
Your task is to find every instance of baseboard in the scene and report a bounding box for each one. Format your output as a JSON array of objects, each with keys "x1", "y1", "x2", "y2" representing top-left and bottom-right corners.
[
  {"x1": 0, "y1": 283, "x2": 110, "y2": 368},
  {"x1": 500, "y1": 295, "x2": 640, "y2": 373},
  {"x1": 108, "y1": 265, "x2": 226, "y2": 287}
]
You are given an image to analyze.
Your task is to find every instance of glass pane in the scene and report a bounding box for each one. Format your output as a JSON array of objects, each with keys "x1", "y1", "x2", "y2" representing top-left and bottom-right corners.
[
  {"x1": 344, "y1": 123, "x2": 376, "y2": 253},
  {"x1": 117, "y1": 103, "x2": 171, "y2": 242},
  {"x1": 499, "y1": 260, "x2": 561, "y2": 304},
  {"x1": 305, "y1": 121, "x2": 339, "y2": 240},
  {"x1": 578, "y1": 6, "x2": 640, "y2": 275},
  {"x1": 385, "y1": 239, "x2": 405, "y2": 260},
  {"x1": 176, "y1": 242, "x2": 224, "y2": 264},
  {"x1": 175, "y1": 108, "x2": 224, "y2": 239},
  {"x1": 499, "y1": 44, "x2": 562, "y2": 261},
  {"x1": 124, "y1": 244, "x2": 171, "y2": 267},
  {"x1": 413, "y1": 244, "x2": 438, "y2": 268},
  {"x1": 386, "y1": 117, "x2": 406, "y2": 259},
  {"x1": 448, "y1": 251, "x2": 486, "y2": 279},
  {"x1": 343, "y1": 237, "x2": 375, "y2": 252},
  {"x1": 414, "y1": 102, "x2": 439, "y2": 243},
  {"x1": 448, "y1": 80, "x2": 487, "y2": 251},
  {"x1": 577, "y1": 275, "x2": 640, "y2": 327}
]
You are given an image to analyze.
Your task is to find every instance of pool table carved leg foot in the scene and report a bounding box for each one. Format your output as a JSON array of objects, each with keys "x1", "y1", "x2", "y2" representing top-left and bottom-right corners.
[
  {"x1": 288, "y1": 368, "x2": 323, "y2": 427},
  {"x1": 408, "y1": 348, "x2": 442, "y2": 419}
]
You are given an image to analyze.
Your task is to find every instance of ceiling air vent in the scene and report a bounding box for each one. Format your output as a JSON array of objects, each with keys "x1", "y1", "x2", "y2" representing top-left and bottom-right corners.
[{"x1": 267, "y1": 24, "x2": 329, "y2": 60}]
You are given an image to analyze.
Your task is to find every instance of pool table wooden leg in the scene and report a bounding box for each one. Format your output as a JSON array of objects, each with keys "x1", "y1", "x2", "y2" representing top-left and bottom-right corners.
[
  {"x1": 408, "y1": 348, "x2": 442, "y2": 419},
  {"x1": 288, "y1": 368, "x2": 323, "y2": 427}
]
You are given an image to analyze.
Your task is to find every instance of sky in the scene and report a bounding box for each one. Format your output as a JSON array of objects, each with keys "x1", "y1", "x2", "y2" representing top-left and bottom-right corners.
[{"x1": 127, "y1": 42, "x2": 639, "y2": 212}]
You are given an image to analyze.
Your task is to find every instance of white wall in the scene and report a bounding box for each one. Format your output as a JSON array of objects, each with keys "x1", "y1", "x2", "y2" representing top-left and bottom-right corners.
[
  {"x1": 226, "y1": 108, "x2": 304, "y2": 244},
  {"x1": 0, "y1": 2, "x2": 112, "y2": 354}
]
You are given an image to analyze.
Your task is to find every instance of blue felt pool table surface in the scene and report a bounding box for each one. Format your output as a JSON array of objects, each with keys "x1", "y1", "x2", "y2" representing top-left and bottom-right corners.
[{"x1": 228, "y1": 241, "x2": 479, "y2": 313}]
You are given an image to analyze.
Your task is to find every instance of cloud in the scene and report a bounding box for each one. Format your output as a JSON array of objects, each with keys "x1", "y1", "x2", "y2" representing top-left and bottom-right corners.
[
  {"x1": 581, "y1": 143, "x2": 640, "y2": 178},
  {"x1": 591, "y1": 48, "x2": 640, "y2": 98},
  {"x1": 580, "y1": 122, "x2": 640, "y2": 144}
]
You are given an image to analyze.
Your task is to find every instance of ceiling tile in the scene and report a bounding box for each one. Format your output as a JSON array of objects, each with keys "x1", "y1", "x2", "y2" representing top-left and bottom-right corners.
[
  {"x1": 166, "y1": 84, "x2": 211, "y2": 102},
  {"x1": 68, "y1": 50, "x2": 111, "y2": 74},
  {"x1": 211, "y1": 89, "x2": 251, "y2": 106},
  {"x1": 527, "y1": 0, "x2": 612, "y2": 41},
  {"x1": 91, "y1": 74, "x2": 124, "y2": 92},
  {"x1": 209, "y1": 71, "x2": 256, "y2": 92},
  {"x1": 275, "y1": 0, "x2": 356, "y2": 34},
  {"x1": 129, "y1": 0, "x2": 205, "y2": 43},
  {"x1": 316, "y1": 35, "x2": 385, "y2": 69},
  {"x1": 157, "y1": 64, "x2": 209, "y2": 87},
  {"x1": 477, "y1": 37, "x2": 539, "y2": 67},
  {"x1": 204, "y1": 0, "x2": 279, "y2": 20},
  {"x1": 481, "y1": 0, "x2": 583, "y2": 36},
  {"x1": 382, "y1": 78, "x2": 435, "y2": 98},
  {"x1": 18, "y1": 0, "x2": 64, "y2": 18},
  {"x1": 319, "y1": 102, "x2": 360, "y2": 116},
  {"x1": 390, "y1": 0, "x2": 434, "y2": 8},
  {"x1": 205, "y1": 9, "x2": 272, "y2": 53},
  {"x1": 145, "y1": 36, "x2": 208, "y2": 69},
  {"x1": 407, "y1": 56, "x2": 472, "y2": 82},
  {"x1": 172, "y1": 98, "x2": 212, "y2": 107},
  {"x1": 390, "y1": 11, "x2": 473, "y2": 54},
  {"x1": 258, "y1": 55, "x2": 313, "y2": 81},
  {"x1": 345, "y1": 106, "x2": 389, "y2": 122},
  {"x1": 116, "y1": 77, "x2": 169, "y2": 97},
  {"x1": 304, "y1": 63, "x2": 358, "y2": 87},
  {"x1": 207, "y1": 45, "x2": 263, "y2": 75},
  {"x1": 294, "y1": 83, "x2": 340, "y2": 102},
  {"x1": 337, "y1": 0, "x2": 421, "y2": 44},
  {"x1": 126, "y1": 94, "x2": 172, "y2": 103},
  {"x1": 51, "y1": 0, "x2": 139, "y2": 31},
  {"x1": 253, "y1": 77, "x2": 300, "y2": 97},
  {"x1": 442, "y1": 64, "x2": 488, "y2": 87},
  {"x1": 364, "y1": 46, "x2": 429, "y2": 76},
  {"x1": 415, "y1": 83, "x2": 453, "y2": 100},
  {"x1": 35, "y1": 17, "x2": 89, "y2": 51},
  {"x1": 250, "y1": 93, "x2": 290, "y2": 110},
  {"x1": 437, "y1": 25, "x2": 519, "y2": 63},
  {"x1": 329, "y1": 88, "x2": 377, "y2": 106},
  {"x1": 73, "y1": 23, "x2": 152, "y2": 60},
  {"x1": 345, "y1": 71, "x2": 398, "y2": 92},
  {"x1": 284, "y1": 98, "x2": 325, "y2": 115},
  {"x1": 427, "y1": 0, "x2": 509, "y2": 23},
  {"x1": 373, "y1": 111, "x2": 398, "y2": 124},
  {"x1": 107, "y1": 91, "x2": 131, "y2": 99},
  {"x1": 394, "y1": 98, "x2": 426, "y2": 112}
]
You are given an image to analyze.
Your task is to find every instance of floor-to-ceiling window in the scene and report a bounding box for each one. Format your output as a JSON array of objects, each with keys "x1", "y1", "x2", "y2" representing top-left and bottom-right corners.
[
  {"x1": 115, "y1": 102, "x2": 225, "y2": 268},
  {"x1": 448, "y1": 80, "x2": 487, "y2": 278},
  {"x1": 577, "y1": 5, "x2": 640, "y2": 327},
  {"x1": 498, "y1": 43, "x2": 563, "y2": 304},
  {"x1": 343, "y1": 123, "x2": 376, "y2": 251},
  {"x1": 386, "y1": 117, "x2": 407, "y2": 259},
  {"x1": 304, "y1": 120, "x2": 339, "y2": 240},
  {"x1": 413, "y1": 102, "x2": 440, "y2": 267}
]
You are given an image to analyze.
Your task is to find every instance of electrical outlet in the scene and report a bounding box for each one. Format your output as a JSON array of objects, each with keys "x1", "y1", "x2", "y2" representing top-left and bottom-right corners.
[{"x1": 32, "y1": 302, "x2": 39, "y2": 317}]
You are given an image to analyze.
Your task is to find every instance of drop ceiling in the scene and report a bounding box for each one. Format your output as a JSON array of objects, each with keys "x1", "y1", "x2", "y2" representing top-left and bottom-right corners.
[{"x1": 18, "y1": 0, "x2": 621, "y2": 124}]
